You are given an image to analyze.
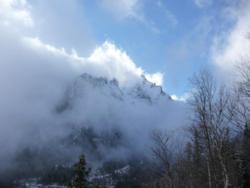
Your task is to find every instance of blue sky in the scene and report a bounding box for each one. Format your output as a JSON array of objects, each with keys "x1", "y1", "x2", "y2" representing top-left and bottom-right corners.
[
  {"x1": 1, "y1": 0, "x2": 249, "y2": 98},
  {"x1": 77, "y1": 0, "x2": 238, "y2": 96}
]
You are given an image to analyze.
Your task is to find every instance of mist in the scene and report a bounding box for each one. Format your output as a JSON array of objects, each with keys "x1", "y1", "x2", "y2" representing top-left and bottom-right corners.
[{"x1": 0, "y1": 22, "x2": 189, "y2": 177}]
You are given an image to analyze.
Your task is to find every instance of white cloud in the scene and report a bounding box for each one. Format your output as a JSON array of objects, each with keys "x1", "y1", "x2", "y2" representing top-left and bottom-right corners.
[
  {"x1": 211, "y1": 0, "x2": 250, "y2": 71},
  {"x1": 0, "y1": 0, "x2": 33, "y2": 27},
  {"x1": 145, "y1": 72, "x2": 164, "y2": 86},
  {"x1": 194, "y1": 0, "x2": 213, "y2": 8},
  {"x1": 171, "y1": 93, "x2": 191, "y2": 102},
  {"x1": 23, "y1": 37, "x2": 163, "y2": 87},
  {"x1": 0, "y1": 0, "x2": 163, "y2": 90},
  {"x1": 86, "y1": 41, "x2": 144, "y2": 86}
]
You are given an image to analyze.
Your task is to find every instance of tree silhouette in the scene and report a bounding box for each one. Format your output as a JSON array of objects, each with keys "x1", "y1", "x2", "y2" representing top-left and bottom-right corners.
[{"x1": 70, "y1": 155, "x2": 90, "y2": 188}]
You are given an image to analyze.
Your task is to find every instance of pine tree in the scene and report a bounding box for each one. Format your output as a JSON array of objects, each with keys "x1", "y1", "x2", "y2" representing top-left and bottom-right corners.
[
  {"x1": 242, "y1": 122, "x2": 250, "y2": 188},
  {"x1": 70, "y1": 155, "x2": 90, "y2": 188}
]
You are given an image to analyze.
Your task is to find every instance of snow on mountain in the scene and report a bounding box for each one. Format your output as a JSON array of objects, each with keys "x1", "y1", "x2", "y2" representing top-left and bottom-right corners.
[
  {"x1": 60, "y1": 72, "x2": 170, "y2": 110},
  {"x1": 128, "y1": 75, "x2": 168, "y2": 103}
]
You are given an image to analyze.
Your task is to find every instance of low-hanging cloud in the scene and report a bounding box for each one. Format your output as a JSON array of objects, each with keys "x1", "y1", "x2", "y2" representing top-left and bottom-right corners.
[
  {"x1": 0, "y1": 24, "x2": 187, "y2": 174},
  {"x1": 0, "y1": 0, "x2": 189, "y2": 176}
]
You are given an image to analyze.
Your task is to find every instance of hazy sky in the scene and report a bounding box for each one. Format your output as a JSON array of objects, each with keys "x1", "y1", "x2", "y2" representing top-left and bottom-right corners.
[{"x1": 1, "y1": 0, "x2": 250, "y2": 98}]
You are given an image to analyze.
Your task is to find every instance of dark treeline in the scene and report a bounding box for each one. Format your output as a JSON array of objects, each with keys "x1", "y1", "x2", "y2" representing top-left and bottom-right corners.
[{"x1": 143, "y1": 66, "x2": 250, "y2": 188}]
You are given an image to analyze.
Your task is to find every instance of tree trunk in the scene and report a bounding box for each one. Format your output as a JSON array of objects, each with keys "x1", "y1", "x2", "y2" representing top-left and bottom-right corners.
[
  {"x1": 207, "y1": 160, "x2": 212, "y2": 188},
  {"x1": 218, "y1": 151, "x2": 229, "y2": 188}
]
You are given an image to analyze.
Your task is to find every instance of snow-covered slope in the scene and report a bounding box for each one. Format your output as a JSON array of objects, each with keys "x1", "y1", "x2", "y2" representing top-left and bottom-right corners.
[{"x1": 59, "y1": 73, "x2": 171, "y2": 111}]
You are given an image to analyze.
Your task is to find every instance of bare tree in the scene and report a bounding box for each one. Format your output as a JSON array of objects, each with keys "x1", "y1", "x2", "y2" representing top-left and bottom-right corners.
[
  {"x1": 238, "y1": 62, "x2": 250, "y2": 98},
  {"x1": 231, "y1": 62, "x2": 250, "y2": 130},
  {"x1": 223, "y1": 62, "x2": 250, "y2": 131},
  {"x1": 189, "y1": 70, "x2": 235, "y2": 188},
  {"x1": 151, "y1": 130, "x2": 175, "y2": 188}
]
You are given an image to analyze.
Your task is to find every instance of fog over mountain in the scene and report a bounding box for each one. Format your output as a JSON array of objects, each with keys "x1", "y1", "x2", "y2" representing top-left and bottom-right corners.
[{"x1": 0, "y1": 23, "x2": 188, "y2": 175}]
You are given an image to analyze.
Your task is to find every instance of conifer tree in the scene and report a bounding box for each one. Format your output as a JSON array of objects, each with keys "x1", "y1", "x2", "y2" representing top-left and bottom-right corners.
[
  {"x1": 242, "y1": 122, "x2": 250, "y2": 188},
  {"x1": 70, "y1": 155, "x2": 90, "y2": 188}
]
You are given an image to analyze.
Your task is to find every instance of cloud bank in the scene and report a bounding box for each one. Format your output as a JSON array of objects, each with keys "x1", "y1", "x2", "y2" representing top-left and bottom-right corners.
[
  {"x1": 24, "y1": 37, "x2": 164, "y2": 87},
  {"x1": 0, "y1": 0, "x2": 187, "y2": 174}
]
